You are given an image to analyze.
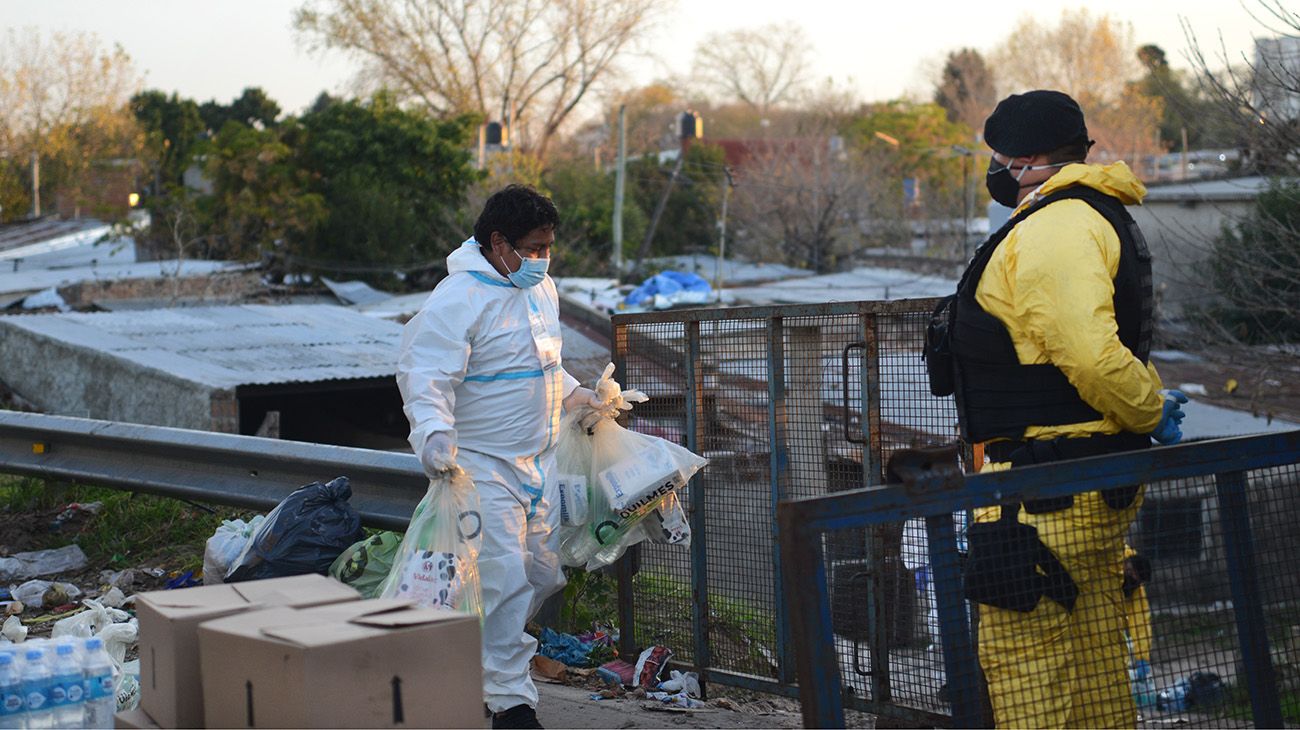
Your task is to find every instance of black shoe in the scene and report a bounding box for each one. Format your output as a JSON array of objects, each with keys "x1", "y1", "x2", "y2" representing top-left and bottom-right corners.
[{"x1": 493, "y1": 704, "x2": 544, "y2": 729}]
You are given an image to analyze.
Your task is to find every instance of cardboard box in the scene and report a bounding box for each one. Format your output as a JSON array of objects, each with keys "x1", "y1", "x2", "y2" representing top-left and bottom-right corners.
[
  {"x1": 138, "y1": 574, "x2": 360, "y2": 729},
  {"x1": 199, "y1": 599, "x2": 484, "y2": 729},
  {"x1": 114, "y1": 707, "x2": 162, "y2": 729}
]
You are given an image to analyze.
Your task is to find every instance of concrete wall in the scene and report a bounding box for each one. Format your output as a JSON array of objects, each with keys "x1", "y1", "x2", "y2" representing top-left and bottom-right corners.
[
  {"x1": 0, "y1": 318, "x2": 216, "y2": 430},
  {"x1": 1130, "y1": 198, "x2": 1253, "y2": 318}
]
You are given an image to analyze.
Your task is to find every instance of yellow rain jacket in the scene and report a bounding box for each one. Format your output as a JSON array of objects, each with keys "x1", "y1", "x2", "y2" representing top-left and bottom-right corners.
[
  {"x1": 1124, "y1": 545, "x2": 1153, "y2": 665},
  {"x1": 974, "y1": 162, "x2": 1165, "y2": 729}
]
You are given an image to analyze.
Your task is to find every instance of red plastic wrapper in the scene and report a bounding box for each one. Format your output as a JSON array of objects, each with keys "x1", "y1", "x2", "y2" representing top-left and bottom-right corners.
[{"x1": 635, "y1": 645, "x2": 673, "y2": 689}]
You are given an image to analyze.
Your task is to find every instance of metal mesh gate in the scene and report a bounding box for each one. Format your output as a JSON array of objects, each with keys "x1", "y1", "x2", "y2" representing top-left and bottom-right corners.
[{"x1": 612, "y1": 299, "x2": 954, "y2": 723}]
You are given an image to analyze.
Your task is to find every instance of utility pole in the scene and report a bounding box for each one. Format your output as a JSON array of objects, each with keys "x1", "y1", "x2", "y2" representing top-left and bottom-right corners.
[
  {"x1": 952, "y1": 145, "x2": 973, "y2": 259},
  {"x1": 612, "y1": 105, "x2": 626, "y2": 280},
  {"x1": 634, "y1": 111, "x2": 699, "y2": 278},
  {"x1": 714, "y1": 166, "x2": 734, "y2": 302},
  {"x1": 30, "y1": 152, "x2": 40, "y2": 218}
]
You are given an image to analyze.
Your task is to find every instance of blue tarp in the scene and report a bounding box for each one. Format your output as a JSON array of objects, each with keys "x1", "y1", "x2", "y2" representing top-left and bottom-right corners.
[{"x1": 623, "y1": 270, "x2": 712, "y2": 307}]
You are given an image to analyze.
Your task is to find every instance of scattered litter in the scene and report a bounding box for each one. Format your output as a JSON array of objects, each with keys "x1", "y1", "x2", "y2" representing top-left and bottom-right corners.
[
  {"x1": 1150, "y1": 350, "x2": 1203, "y2": 363},
  {"x1": 203, "y1": 516, "x2": 266, "y2": 585},
  {"x1": 100, "y1": 569, "x2": 136, "y2": 591},
  {"x1": 539, "y1": 628, "x2": 597, "y2": 667},
  {"x1": 99, "y1": 587, "x2": 127, "y2": 609},
  {"x1": 633, "y1": 645, "x2": 672, "y2": 689},
  {"x1": 598, "y1": 659, "x2": 636, "y2": 687},
  {"x1": 117, "y1": 659, "x2": 141, "y2": 711},
  {"x1": 164, "y1": 570, "x2": 200, "y2": 590},
  {"x1": 1157, "y1": 671, "x2": 1224, "y2": 712},
  {"x1": 9, "y1": 579, "x2": 81, "y2": 608},
  {"x1": 0, "y1": 545, "x2": 88, "y2": 582},
  {"x1": 49, "y1": 501, "x2": 103, "y2": 531},
  {"x1": 51, "y1": 599, "x2": 131, "y2": 639},
  {"x1": 1224, "y1": 378, "x2": 1239, "y2": 394},
  {"x1": 589, "y1": 687, "x2": 624, "y2": 700},
  {"x1": 1, "y1": 615, "x2": 25, "y2": 643},
  {"x1": 329, "y1": 531, "x2": 401, "y2": 599},
  {"x1": 714, "y1": 697, "x2": 739, "y2": 711},
  {"x1": 2, "y1": 601, "x2": 21, "y2": 616},
  {"x1": 530, "y1": 654, "x2": 569, "y2": 684},
  {"x1": 657, "y1": 670, "x2": 700, "y2": 698},
  {"x1": 646, "y1": 691, "x2": 708, "y2": 710},
  {"x1": 226, "y1": 477, "x2": 365, "y2": 583},
  {"x1": 144, "y1": 568, "x2": 165, "y2": 578},
  {"x1": 1178, "y1": 383, "x2": 1208, "y2": 397}
]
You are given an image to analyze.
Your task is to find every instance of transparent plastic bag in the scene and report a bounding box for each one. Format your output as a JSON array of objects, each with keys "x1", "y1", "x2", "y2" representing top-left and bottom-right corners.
[
  {"x1": 560, "y1": 418, "x2": 707, "y2": 570},
  {"x1": 379, "y1": 468, "x2": 483, "y2": 618},
  {"x1": 203, "y1": 516, "x2": 265, "y2": 585}
]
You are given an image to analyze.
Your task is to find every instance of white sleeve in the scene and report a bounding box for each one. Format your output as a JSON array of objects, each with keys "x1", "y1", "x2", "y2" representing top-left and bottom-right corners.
[
  {"x1": 561, "y1": 368, "x2": 581, "y2": 399},
  {"x1": 396, "y1": 287, "x2": 479, "y2": 455}
]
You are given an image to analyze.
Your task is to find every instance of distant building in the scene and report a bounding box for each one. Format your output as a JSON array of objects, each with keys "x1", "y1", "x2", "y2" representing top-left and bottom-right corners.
[{"x1": 1255, "y1": 36, "x2": 1300, "y2": 122}]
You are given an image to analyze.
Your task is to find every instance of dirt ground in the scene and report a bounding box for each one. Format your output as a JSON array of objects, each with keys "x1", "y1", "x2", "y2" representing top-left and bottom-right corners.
[
  {"x1": 1151, "y1": 346, "x2": 1300, "y2": 425},
  {"x1": 536, "y1": 682, "x2": 810, "y2": 729}
]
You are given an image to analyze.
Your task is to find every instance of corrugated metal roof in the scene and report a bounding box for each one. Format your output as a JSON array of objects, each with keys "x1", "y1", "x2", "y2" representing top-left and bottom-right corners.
[
  {"x1": 0, "y1": 260, "x2": 249, "y2": 297},
  {"x1": 0, "y1": 304, "x2": 404, "y2": 390},
  {"x1": 0, "y1": 218, "x2": 107, "y2": 253},
  {"x1": 1143, "y1": 176, "x2": 1270, "y2": 202}
]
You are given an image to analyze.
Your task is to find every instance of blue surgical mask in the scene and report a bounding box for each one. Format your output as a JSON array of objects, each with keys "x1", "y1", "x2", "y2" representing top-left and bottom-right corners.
[{"x1": 506, "y1": 246, "x2": 549, "y2": 288}]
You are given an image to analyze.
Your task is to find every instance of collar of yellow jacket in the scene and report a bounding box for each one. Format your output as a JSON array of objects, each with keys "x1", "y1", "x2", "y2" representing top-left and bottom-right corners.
[{"x1": 1014, "y1": 161, "x2": 1148, "y2": 214}]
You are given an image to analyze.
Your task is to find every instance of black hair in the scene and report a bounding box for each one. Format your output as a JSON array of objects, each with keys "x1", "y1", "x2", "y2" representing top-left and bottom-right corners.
[
  {"x1": 473, "y1": 185, "x2": 559, "y2": 255},
  {"x1": 1126, "y1": 553, "x2": 1153, "y2": 584},
  {"x1": 1045, "y1": 137, "x2": 1094, "y2": 165}
]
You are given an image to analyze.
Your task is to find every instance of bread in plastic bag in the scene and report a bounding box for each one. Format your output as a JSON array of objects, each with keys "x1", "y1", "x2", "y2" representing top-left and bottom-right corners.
[{"x1": 379, "y1": 467, "x2": 483, "y2": 618}]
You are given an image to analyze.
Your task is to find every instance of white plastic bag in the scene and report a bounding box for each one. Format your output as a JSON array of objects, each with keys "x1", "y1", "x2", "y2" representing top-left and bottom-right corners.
[
  {"x1": 379, "y1": 468, "x2": 483, "y2": 618},
  {"x1": 51, "y1": 599, "x2": 131, "y2": 640},
  {"x1": 203, "y1": 516, "x2": 265, "y2": 585},
  {"x1": 0, "y1": 545, "x2": 88, "y2": 582},
  {"x1": 640, "y1": 491, "x2": 691, "y2": 547},
  {"x1": 10, "y1": 580, "x2": 81, "y2": 608},
  {"x1": 559, "y1": 417, "x2": 707, "y2": 570}
]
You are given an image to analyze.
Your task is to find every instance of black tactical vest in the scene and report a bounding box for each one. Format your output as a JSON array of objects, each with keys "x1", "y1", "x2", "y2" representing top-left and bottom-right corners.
[{"x1": 948, "y1": 185, "x2": 1154, "y2": 443}]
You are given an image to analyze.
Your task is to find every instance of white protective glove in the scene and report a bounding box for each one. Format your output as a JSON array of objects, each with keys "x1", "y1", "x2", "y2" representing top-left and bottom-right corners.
[
  {"x1": 419, "y1": 432, "x2": 458, "y2": 476},
  {"x1": 568, "y1": 364, "x2": 651, "y2": 432},
  {"x1": 563, "y1": 386, "x2": 605, "y2": 431}
]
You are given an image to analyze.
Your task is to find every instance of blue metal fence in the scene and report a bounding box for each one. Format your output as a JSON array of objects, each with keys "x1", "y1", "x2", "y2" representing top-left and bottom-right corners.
[{"x1": 779, "y1": 430, "x2": 1300, "y2": 728}]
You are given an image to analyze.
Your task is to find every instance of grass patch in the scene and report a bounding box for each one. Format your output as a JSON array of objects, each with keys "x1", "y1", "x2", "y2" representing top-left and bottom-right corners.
[
  {"x1": 634, "y1": 569, "x2": 779, "y2": 676},
  {"x1": 0, "y1": 475, "x2": 245, "y2": 574}
]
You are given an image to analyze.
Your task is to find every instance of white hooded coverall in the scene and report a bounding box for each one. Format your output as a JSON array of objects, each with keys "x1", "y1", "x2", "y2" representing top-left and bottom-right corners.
[{"x1": 397, "y1": 238, "x2": 578, "y2": 712}]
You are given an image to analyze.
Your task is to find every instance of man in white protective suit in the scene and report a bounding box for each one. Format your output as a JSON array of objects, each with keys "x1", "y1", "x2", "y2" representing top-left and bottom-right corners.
[{"x1": 397, "y1": 185, "x2": 602, "y2": 730}]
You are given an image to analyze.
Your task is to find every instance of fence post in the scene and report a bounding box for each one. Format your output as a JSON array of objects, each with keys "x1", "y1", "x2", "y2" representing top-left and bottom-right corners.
[
  {"x1": 779, "y1": 504, "x2": 845, "y2": 728},
  {"x1": 858, "y1": 310, "x2": 890, "y2": 702},
  {"x1": 767, "y1": 317, "x2": 796, "y2": 684},
  {"x1": 926, "y1": 512, "x2": 982, "y2": 728},
  {"x1": 611, "y1": 321, "x2": 639, "y2": 660},
  {"x1": 684, "y1": 320, "x2": 711, "y2": 689},
  {"x1": 1215, "y1": 469, "x2": 1283, "y2": 728}
]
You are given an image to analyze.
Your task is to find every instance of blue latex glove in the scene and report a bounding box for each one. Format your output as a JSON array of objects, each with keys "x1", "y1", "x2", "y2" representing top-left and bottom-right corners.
[
  {"x1": 1133, "y1": 659, "x2": 1151, "y2": 680},
  {"x1": 1150, "y1": 389, "x2": 1188, "y2": 445}
]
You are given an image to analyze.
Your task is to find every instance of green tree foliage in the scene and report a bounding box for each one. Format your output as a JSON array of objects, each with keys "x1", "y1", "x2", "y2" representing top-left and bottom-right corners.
[
  {"x1": 542, "y1": 159, "x2": 647, "y2": 277},
  {"x1": 1133, "y1": 44, "x2": 1245, "y2": 152},
  {"x1": 1208, "y1": 180, "x2": 1300, "y2": 343},
  {"x1": 131, "y1": 90, "x2": 205, "y2": 190},
  {"x1": 627, "y1": 143, "x2": 728, "y2": 259},
  {"x1": 933, "y1": 48, "x2": 996, "y2": 130},
  {"x1": 203, "y1": 120, "x2": 326, "y2": 262},
  {"x1": 200, "y1": 87, "x2": 281, "y2": 132}
]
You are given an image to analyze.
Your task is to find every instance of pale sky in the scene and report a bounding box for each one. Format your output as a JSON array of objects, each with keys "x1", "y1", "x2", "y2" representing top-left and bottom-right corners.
[{"x1": 3, "y1": 0, "x2": 1268, "y2": 116}]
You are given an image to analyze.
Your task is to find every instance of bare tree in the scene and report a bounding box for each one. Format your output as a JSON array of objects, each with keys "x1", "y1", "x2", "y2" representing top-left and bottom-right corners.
[
  {"x1": 991, "y1": 9, "x2": 1164, "y2": 167},
  {"x1": 691, "y1": 23, "x2": 812, "y2": 118},
  {"x1": 0, "y1": 28, "x2": 142, "y2": 217},
  {"x1": 730, "y1": 137, "x2": 878, "y2": 274},
  {"x1": 294, "y1": 0, "x2": 661, "y2": 161}
]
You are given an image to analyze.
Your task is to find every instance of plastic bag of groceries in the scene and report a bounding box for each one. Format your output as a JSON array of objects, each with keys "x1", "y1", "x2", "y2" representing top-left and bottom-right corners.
[
  {"x1": 559, "y1": 416, "x2": 707, "y2": 571},
  {"x1": 379, "y1": 467, "x2": 483, "y2": 618}
]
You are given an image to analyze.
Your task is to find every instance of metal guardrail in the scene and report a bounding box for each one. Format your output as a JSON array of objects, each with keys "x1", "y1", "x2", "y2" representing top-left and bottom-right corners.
[
  {"x1": 0, "y1": 410, "x2": 426, "y2": 530},
  {"x1": 779, "y1": 430, "x2": 1300, "y2": 728}
]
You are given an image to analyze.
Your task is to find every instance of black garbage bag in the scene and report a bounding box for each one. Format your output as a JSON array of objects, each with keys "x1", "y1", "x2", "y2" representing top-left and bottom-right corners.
[{"x1": 225, "y1": 476, "x2": 365, "y2": 583}]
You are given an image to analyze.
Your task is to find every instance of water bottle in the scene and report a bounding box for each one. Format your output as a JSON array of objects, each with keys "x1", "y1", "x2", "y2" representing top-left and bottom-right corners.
[
  {"x1": 21, "y1": 647, "x2": 54, "y2": 730},
  {"x1": 49, "y1": 642, "x2": 83, "y2": 729},
  {"x1": 0, "y1": 651, "x2": 23, "y2": 730},
  {"x1": 81, "y1": 638, "x2": 115, "y2": 730}
]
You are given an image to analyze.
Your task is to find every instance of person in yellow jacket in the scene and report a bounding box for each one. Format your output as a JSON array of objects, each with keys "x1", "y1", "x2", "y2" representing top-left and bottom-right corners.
[
  {"x1": 946, "y1": 90, "x2": 1189, "y2": 728},
  {"x1": 1123, "y1": 547, "x2": 1154, "y2": 681}
]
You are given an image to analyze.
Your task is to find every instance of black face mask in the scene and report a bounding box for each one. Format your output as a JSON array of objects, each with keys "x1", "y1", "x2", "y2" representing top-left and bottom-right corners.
[
  {"x1": 986, "y1": 157, "x2": 1026, "y2": 208},
  {"x1": 986, "y1": 157, "x2": 1081, "y2": 208}
]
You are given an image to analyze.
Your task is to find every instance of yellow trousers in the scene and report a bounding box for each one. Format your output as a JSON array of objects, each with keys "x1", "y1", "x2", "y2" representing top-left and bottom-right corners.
[{"x1": 977, "y1": 488, "x2": 1143, "y2": 728}]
